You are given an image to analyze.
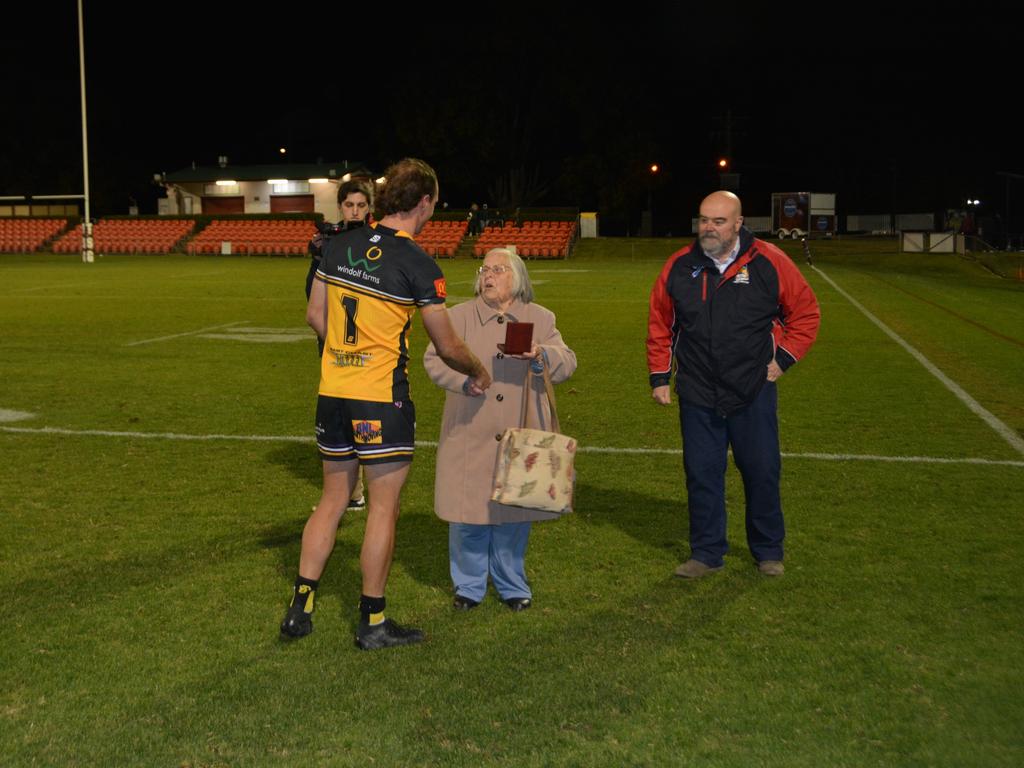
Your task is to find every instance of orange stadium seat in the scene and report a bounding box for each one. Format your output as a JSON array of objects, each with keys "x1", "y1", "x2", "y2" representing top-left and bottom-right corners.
[
  {"x1": 44, "y1": 219, "x2": 195, "y2": 254},
  {"x1": 0, "y1": 218, "x2": 69, "y2": 253},
  {"x1": 185, "y1": 219, "x2": 317, "y2": 256}
]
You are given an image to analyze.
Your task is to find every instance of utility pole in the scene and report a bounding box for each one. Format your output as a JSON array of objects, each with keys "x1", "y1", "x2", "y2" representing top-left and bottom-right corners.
[
  {"x1": 996, "y1": 171, "x2": 1023, "y2": 250},
  {"x1": 78, "y1": 0, "x2": 94, "y2": 263}
]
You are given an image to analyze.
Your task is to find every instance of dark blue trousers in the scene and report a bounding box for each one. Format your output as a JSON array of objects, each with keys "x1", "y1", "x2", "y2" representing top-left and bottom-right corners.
[{"x1": 679, "y1": 382, "x2": 784, "y2": 567}]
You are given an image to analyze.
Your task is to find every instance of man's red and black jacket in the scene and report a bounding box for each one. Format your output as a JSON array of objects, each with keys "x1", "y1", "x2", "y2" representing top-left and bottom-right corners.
[{"x1": 647, "y1": 227, "x2": 820, "y2": 415}]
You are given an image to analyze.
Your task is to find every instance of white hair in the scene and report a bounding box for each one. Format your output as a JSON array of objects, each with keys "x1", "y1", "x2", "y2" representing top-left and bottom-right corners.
[{"x1": 474, "y1": 247, "x2": 534, "y2": 303}]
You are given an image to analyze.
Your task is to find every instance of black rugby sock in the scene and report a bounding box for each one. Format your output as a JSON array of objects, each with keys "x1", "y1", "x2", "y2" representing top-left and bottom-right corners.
[
  {"x1": 291, "y1": 576, "x2": 320, "y2": 614},
  {"x1": 360, "y1": 594, "x2": 386, "y2": 625}
]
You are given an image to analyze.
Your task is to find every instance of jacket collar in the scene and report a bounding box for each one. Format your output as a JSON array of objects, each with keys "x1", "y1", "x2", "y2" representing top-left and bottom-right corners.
[
  {"x1": 474, "y1": 295, "x2": 527, "y2": 325},
  {"x1": 686, "y1": 225, "x2": 758, "y2": 267}
]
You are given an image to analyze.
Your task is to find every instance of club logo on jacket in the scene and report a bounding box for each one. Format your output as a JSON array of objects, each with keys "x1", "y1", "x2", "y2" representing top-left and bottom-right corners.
[{"x1": 734, "y1": 266, "x2": 750, "y2": 285}]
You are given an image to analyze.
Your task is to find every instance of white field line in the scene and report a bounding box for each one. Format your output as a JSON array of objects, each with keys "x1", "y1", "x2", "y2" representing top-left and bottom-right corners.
[
  {"x1": 125, "y1": 321, "x2": 249, "y2": 347},
  {"x1": 8, "y1": 281, "x2": 101, "y2": 293},
  {"x1": 0, "y1": 409, "x2": 36, "y2": 422},
  {"x1": 2, "y1": 425, "x2": 1022, "y2": 467},
  {"x1": 168, "y1": 270, "x2": 229, "y2": 279},
  {"x1": 813, "y1": 265, "x2": 1024, "y2": 458}
]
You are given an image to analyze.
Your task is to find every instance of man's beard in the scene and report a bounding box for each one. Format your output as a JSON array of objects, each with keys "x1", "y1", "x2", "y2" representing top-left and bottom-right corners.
[{"x1": 701, "y1": 233, "x2": 728, "y2": 258}]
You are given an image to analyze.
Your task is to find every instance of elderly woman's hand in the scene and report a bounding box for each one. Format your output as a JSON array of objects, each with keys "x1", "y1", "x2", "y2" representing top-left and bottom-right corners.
[{"x1": 497, "y1": 343, "x2": 541, "y2": 361}]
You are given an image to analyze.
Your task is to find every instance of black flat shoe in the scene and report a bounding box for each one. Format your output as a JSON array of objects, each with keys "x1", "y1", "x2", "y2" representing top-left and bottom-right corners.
[
  {"x1": 503, "y1": 597, "x2": 532, "y2": 612},
  {"x1": 452, "y1": 595, "x2": 480, "y2": 611}
]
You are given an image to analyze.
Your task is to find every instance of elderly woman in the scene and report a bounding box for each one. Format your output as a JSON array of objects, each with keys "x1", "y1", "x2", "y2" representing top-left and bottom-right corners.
[{"x1": 424, "y1": 248, "x2": 576, "y2": 611}]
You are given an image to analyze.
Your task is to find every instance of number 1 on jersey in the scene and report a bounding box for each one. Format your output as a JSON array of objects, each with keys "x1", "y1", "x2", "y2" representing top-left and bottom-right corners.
[{"x1": 341, "y1": 294, "x2": 358, "y2": 345}]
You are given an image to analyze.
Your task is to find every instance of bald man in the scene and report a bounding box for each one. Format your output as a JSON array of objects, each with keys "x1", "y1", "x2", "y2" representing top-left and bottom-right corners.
[{"x1": 647, "y1": 191, "x2": 820, "y2": 578}]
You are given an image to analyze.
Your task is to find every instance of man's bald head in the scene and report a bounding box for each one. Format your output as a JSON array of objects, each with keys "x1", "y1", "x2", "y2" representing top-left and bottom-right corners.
[
  {"x1": 702, "y1": 190, "x2": 742, "y2": 218},
  {"x1": 698, "y1": 191, "x2": 744, "y2": 261}
]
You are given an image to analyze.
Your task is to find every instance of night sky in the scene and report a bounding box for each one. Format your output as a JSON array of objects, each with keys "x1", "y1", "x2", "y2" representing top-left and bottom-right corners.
[{"x1": 3, "y1": 3, "x2": 1019, "y2": 236}]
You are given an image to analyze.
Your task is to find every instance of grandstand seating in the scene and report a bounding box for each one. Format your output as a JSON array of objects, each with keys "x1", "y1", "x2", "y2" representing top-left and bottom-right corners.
[
  {"x1": 16, "y1": 215, "x2": 577, "y2": 260},
  {"x1": 185, "y1": 219, "x2": 315, "y2": 256},
  {"x1": 0, "y1": 218, "x2": 68, "y2": 252},
  {"x1": 51, "y1": 219, "x2": 195, "y2": 254},
  {"x1": 416, "y1": 220, "x2": 468, "y2": 258},
  {"x1": 187, "y1": 218, "x2": 466, "y2": 258},
  {"x1": 472, "y1": 220, "x2": 577, "y2": 259}
]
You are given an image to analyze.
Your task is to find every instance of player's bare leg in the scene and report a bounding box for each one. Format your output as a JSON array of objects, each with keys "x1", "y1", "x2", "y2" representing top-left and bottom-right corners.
[
  {"x1": 299, "y1": 460, "x2": 359, "y2": 578},
  {"x1": 359, "y1": 461, "x2": 410, "y2": 594},
  {"x1": 355, "y1": 461, "x2": 423, "y2": 650},
  {"x1": 280, "y1": 460, "x2": 357, "y2": 639}
]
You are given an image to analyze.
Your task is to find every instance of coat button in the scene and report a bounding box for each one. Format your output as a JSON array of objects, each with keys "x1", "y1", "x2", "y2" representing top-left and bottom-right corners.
[
  {"x1": 497, "y1": 316, "x2": 505, "y2": 324},
  {"x1": 495, "y1": 433, "x2": 503, "y2": 441},
  {"x1": 496, "y1": 352, "x2": 504, "y2": 359},
  {"x1": 496, "y1": 394, "x2": 504, "y2": 401}
]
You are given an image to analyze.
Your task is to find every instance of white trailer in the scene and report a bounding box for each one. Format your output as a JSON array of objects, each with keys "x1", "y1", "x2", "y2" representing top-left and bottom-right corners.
[{"x1": 770, "y1": 192, "x2": 836, "y2": 239}]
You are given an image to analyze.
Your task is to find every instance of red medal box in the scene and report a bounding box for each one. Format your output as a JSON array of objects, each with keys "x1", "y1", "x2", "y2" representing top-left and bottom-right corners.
[{"x1": 503, "y1": 322, "x2": 533, "y2": 355}]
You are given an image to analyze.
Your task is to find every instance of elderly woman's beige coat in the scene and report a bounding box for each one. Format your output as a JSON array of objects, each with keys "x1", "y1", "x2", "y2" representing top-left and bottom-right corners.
[{"x1": 424, "y1": 296, "x2": 577, "y2": 524}]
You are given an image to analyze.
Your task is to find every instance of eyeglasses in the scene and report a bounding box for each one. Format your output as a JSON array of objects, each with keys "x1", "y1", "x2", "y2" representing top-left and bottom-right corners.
[{"x1": 478, "y1": 265, "x2": 511, "y2": 275}]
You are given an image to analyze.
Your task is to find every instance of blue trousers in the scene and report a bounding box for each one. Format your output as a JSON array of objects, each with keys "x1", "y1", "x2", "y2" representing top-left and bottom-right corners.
[
  {"x1": 679, "y1": 382, "x2": 784, "y2": 567},
  {"x1": 449, "y1": 522, "x2": 532, "y2": 602}
]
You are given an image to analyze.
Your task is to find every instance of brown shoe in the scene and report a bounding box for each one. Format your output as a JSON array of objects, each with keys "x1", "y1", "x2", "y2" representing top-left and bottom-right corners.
[
  {"x1": 757, "y1": 560, "x2": 785, "y2": 576},
  {"x1": 673, "y1": 559, "x2": 723, "y2": 579}
]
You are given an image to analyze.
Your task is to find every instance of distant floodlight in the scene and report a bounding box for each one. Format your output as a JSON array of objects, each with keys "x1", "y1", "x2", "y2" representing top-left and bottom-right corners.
[
  {"x1": 375, "y1": 176, "x2": 386, "y2": 185},
  {"x1": 215, "y1": 179, "x2": 237, "y2": 186},
  {"x1": 279, "y1": 147, "x2": 287, "y2": 155},
  {"x1": 341, "y1": 173, "x2": 352, "y2": 182},
  {"x1": 267, "y1": 179, "x2": 288, "y2": 185},
  {"x1": 650, "y1": 164, "x2": 659, "y2": 173},
  {"x1": 718, "y1": 158, "x2": 728, "y2": 168},
  {"x1": 308, "y1": 178, "x2": 329, "y2": 184}
]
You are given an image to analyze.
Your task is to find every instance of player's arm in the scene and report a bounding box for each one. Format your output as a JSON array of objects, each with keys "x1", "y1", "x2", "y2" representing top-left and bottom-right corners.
[
  {"x1": 424, "y1": 339, "x2": 475, "y2": 394},
  {"x1": 423, "y1": 307, "x2": 474, "y2": 394},
  {"x1": 420, "y1": 304, "x2": 491, "y2": 393},
  {"x1": 306, "y1": 276, "x2": 328, "y2": 340}
]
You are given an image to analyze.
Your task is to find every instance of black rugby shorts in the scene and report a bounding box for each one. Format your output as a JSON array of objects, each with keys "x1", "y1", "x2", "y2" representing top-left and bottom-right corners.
[{"x1": 315, "y1": 395, "x2": 416, "y2": 464}]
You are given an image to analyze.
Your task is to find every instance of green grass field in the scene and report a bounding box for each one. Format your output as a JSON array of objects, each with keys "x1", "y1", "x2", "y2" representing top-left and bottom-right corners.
[{"x1": 2, "y1": 238, "x2": 1022, "y2": 767}]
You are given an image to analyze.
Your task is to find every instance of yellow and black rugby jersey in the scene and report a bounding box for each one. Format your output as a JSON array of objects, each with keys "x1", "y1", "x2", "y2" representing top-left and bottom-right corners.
[{"x1": 316, "y1": 223, "x2": 446, "y2": 402}]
